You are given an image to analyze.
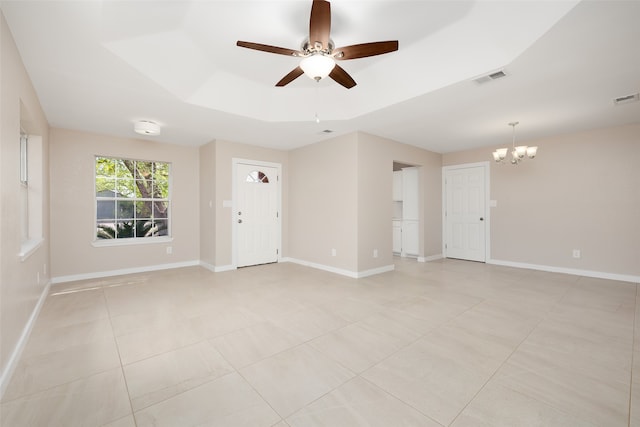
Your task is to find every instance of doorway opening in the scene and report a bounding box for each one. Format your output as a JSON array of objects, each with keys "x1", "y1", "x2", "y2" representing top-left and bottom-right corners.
[{"x1": 392, "y1": 161, "x2": 421, "y2": 259}]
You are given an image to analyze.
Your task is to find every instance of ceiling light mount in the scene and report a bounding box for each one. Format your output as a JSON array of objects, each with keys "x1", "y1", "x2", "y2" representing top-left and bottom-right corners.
[
  {"x1": 492, "y1": 121, "x2": 538, "y2": 165},
  {"x1": 134, "y1": 120, "x2": 161, "y2": 136}
]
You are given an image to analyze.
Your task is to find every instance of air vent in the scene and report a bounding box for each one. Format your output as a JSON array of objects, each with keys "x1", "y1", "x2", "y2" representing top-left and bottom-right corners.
[
  {"x1": 473, "y1": 69, "x2": 508, "y2": 85},
  {"x1": 613, "y1": 93, "x2": 639, "y2": 105}
]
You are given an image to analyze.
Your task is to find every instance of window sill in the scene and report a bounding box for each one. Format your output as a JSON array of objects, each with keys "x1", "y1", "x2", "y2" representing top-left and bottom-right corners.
[
  {"x1": 92, "y1": 236, "x2": 173, "y2": 247},
  {"x1": 19, "y1": 238, "x2": 44, "y2": 262}
]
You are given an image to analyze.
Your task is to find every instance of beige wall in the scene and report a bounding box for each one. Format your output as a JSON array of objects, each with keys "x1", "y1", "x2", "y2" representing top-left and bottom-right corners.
[
  {"x1": 0, "y1": 12, "x2": 50, "y2": 392},
  {"x1": 199, "y1": 141, "x2": 216, "y2": 267},
  {"x1": 443, "y1": 124, "x2": 640, "y2": 277},
  {"x1": 49, "y1": 128, "x2": 200, "y2": 279},
  {"x1": 357, "y1": 132, "x2": 442, "y2": 271},
  {"x1": 289, "y1": 133, "x2": 359, "y2": 271},
  {"x1": 206, "y1": 140, "x2": 289, "y2": 268},
  {"x1": 289, "y1": 132, "x2": 442, "y2": 275}
]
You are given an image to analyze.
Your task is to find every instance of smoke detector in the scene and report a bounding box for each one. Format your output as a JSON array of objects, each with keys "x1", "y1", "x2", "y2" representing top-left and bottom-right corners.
[{"x1": 134, "y1": 120, "x2": 161, "y2": 136}]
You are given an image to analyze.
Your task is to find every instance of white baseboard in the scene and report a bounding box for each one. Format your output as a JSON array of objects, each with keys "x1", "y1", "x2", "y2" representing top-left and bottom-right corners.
[
  {"x1": 200, "y1": 261, "x2": 236, "y2": 273},
  {"x1": 283, "y1": 257, "x2": 394, "y2": 278},
  {"x1": 0, "y1": 280, "x2": 51, "y2": 399},
  {"x1": 418, "y1": 254, "x2": 443, "y2": 263},
  {"x1": 488, "y1": 259, "x2": 640, "y2": 283},
  {"x1": 50, "y1": 260, "x2": 200, "y2": 285}
]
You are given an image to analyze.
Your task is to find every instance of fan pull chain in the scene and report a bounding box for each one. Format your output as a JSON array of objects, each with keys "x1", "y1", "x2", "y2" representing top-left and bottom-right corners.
[{"x1": 314, "y1": 82, "x2": 320, "y2": 123}]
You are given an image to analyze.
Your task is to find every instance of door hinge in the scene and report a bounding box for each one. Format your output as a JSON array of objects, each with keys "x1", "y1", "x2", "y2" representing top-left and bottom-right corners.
[
  {"x1": 276, "y1": 211, "x2": 279, "y2": 218},
  {"x1": 276, "y1": 249, "x2": 279, "y2": 255}
]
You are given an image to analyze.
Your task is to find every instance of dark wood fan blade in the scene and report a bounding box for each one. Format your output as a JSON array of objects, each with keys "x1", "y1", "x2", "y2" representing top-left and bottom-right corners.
[
  {"x1": 236, "y1": 41, "x2": 300, "y2": 57},
  {"x1": 309, "y1": 0, "x2": 331, "y2": 50},
  {"x1": 329, "y1": 64, "x2": 356, "y2": 89},
  {"x1": 334, "y1": 41, "x2": 399, "y2": 60},
  {"x1": 276, "y1": 67, "x2": 305, "y2": 87}
]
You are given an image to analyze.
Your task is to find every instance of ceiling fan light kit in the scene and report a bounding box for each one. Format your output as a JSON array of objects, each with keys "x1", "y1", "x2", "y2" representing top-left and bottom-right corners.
[
  {"x1": 492, "y1": 122, "x2": 538, "y2": 165},
  {"x1": 236, "y1": 0, "x2": 398, "y2": 89},
  {"x1": 300, "y1": 54, "x2": 335, "y2": 81}
]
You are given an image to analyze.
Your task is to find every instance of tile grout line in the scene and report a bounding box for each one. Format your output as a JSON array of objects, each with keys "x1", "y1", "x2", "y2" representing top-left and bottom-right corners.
[
  {"x1": 335, "y1": 296, "x2": 489, "y2": 425},
  {"x1": 447, "y1": 275, "x2": 580, "y2": 426},
  {"x1": 101, "y1": 286, "x2": 139, "y2": 427}
]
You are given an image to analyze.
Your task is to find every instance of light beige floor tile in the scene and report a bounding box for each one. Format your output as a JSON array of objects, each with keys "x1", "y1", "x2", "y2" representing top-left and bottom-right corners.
[
  {"x1": 548, "y1": 304, "x2": 635, "y2": 342},
  {"x1": 134, "y1": 372, "x2": 280, "y2": 427},
  {"x1": 272, "y1": 306, "x2": 352, "y2": 341},
  {"x1": 417, "y1": 324, "x2": 516, "y2": 375},
  {"x1": 384, "y1": 294, "x2": 479, "y2": 327},
  {"x1": 210, "y1": 321, "x2": 303, "y2": 369},
  {"x1": 495, "y1": 358, "x2": 629, "y2": 427},
  {"x1": 37, "y1": 288, "x2": 110, "y2": 328},
  {"x1": 115, "y1": 322, "x2": 202, "y2": 365},
  {"x1": 240, "y1": 344, "x2": 355, "y2": 418},
  {"x1": 309, "y1": 311, "x2": 422, "y2": 373},
  {"x1": 189, "y1": 306, "x2": 264, "y2": 339},
  {"x1": 23, "y1": 317, "x2": 115, "y2": 358},
  {"x1": 318, "y1": 296, "x2": 384, "y2": 322},
  {"x1": 103, "y1": 282, "x2": 176, "y2": 317},
  {"x1": 451, "y1": 380, "x2": 598, "y2": 427},
  {"x1": 4, "y1": 260, "x2": 636, "y2": 426},
  {"x1": 1, "y1": 368, "x2": 130, "y2": 427},
  {"x1": 286, "y1": 376, "x2": 441, "y2": 427},
  {"x1": 516, "y1": 318, "x2": 633, "y2": 384},
  {"x1": 110, "y1": 307, "x2": 193, "y2": 337},
  {"x1": 362, "y1": 337, "x2": 491, "y2": 426},
  {"x1": 124, "y1": 340, "x2": 235, "y2": 410},
  {"x1": 631, "y1": 374, "x2": 640, "y2": 427},
  {"x1": 101, "y1": 414, "x2": 137, "y2": 427},
  {"x1": 448, "y1": 299, "x2": 545, "y2": 341},
  {"x1": 4, "y1": 338, "x2": 121, "y2": 400}
]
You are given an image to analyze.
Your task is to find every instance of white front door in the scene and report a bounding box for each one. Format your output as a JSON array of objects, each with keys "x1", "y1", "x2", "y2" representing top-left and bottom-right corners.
[
  {"x1": 444, "y1": 164, "x2": 487, "y2": 262},
  {"x1": 236, "y1": 162, "x2": 279, "y2": 267}
]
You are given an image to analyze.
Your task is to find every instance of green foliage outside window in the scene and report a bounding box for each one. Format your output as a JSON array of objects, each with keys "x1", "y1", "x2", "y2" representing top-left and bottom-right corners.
[{"x1": 95, "y1": 157, "x2": 170, "y2": 239}]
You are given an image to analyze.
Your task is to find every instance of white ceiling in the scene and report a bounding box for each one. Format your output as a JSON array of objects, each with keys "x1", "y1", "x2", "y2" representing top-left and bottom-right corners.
[{"x1": 2, "y1": 0, "x2": 639, "y2": 153}]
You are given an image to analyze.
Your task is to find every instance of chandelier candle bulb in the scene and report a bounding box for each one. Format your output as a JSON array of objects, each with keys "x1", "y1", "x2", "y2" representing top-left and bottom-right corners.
[{"x1": 492, "y1": 121, "x2": 538, "y2": 165}]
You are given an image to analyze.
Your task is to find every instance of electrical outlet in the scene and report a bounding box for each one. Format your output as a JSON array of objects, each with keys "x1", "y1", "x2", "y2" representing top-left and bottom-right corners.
[
  {"x1": 373, "y1": 249, "x2": 378, "y2": 258},
  {"x1": 331, "y1": 248, "x2": 337, "y2": 257},
  {"x1": 572, "y1": 249, "x2": 581, "y2": 259},
  {"x1": 167, "y1": 246, "x2": 173, "y2": 255}
]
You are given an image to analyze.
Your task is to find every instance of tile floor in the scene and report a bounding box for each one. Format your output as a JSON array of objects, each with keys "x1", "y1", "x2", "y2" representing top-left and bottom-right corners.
[{"x1": 1, "y1": 258, "x2": 638, "y2": 426}]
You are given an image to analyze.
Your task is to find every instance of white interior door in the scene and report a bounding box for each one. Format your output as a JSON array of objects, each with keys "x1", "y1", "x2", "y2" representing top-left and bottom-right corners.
[
  {"x1": 236, "y1": 163, "x2": 279, "y2": 267},
  {"x1": 444, "y1": 164, "x2": 487, "y2": 262}
]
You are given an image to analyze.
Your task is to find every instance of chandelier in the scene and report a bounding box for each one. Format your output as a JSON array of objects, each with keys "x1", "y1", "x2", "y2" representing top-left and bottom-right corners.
[{"x1": 492, "y1": 122, "x2": 538, "y2": 164}]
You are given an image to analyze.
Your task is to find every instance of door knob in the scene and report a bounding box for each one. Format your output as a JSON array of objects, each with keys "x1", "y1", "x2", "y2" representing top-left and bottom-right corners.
[
  {"x1": 238, "y1": 211, "x2": 242, "y2": 215},
  {"x1": 238, "y1": 219, "x2": 243, "y2": 224},
  {"x1": 480, "y1": 217, "x2": 484, "y2": 221}
]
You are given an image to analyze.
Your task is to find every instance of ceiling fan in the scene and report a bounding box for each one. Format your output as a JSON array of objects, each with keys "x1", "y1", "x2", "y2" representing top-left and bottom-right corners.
[{"x1": 236, "y1": 0, "x2": 398, "y2": 89}]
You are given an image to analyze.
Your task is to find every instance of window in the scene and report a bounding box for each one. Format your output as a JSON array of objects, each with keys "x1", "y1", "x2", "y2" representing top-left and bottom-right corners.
[
  {"x1": 95, "y1": 156, "x2": 170, "y2": 240},
  {"x1": 18, "y1": 131, "x2": 44, "y2": 260},
  {"x1": 246, "y1": 170, "x2": 270, "y2": 183}
]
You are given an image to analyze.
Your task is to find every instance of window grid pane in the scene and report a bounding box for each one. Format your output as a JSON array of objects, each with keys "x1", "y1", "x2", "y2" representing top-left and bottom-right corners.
[{"x1": 96, "y1": 156, "x2": 171, "y2": 240}]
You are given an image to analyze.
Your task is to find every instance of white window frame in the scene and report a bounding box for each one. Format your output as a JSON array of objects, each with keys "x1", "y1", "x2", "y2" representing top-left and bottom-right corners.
[
  {"x1": 18, "y1": 133, "x2": 44, "y2": 261},
  {"x1": 92, "y1": 156, "x2": 173, "y2": 247}
]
